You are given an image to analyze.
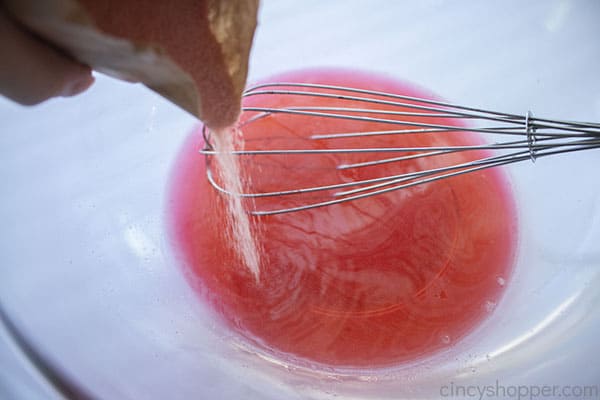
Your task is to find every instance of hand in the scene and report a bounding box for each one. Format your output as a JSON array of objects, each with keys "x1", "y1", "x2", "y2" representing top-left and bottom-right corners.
[{"x1": 0, "y1": 7, "x2": 94, "y2": 105}]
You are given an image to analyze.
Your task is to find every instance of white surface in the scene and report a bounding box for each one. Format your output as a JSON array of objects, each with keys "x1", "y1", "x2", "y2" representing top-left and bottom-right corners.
[{"x1": 1, "y1": 0, "x2": 600, "y2": 398}]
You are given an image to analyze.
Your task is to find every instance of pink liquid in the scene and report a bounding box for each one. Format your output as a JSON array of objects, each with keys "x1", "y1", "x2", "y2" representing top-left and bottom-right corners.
[{"x1": 167, "y1": 69, "x2": 518, "y2": 368}]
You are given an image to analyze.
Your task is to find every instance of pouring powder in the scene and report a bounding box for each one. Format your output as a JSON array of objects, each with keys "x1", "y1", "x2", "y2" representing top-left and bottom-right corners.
[{"x1": 210, "y1": 128, "x2": 262, "y2": 280}]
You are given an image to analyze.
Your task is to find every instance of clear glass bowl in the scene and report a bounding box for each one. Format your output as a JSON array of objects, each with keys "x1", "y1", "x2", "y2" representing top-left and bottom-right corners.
[{"x1": 1, "y1": 1, "x2": 599, "y2": 398}]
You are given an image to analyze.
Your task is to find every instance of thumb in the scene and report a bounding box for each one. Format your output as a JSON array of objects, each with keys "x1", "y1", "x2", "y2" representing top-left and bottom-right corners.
[{"x1": 0, "y1": 8, "x2": 94, "y2": 106}]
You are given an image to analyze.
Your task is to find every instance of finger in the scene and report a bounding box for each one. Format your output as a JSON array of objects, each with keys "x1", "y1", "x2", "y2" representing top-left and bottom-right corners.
[{"x1": 0, "y1": 9, "x2": 94, "y2": 105}]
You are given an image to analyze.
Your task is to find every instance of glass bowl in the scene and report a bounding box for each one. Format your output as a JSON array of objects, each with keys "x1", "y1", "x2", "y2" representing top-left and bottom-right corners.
[{"x1": 1, "y1": 1, "x2": 599, "y2": 398}]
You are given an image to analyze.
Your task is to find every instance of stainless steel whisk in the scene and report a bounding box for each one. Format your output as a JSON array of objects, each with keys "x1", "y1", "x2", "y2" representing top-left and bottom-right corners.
[{"x1": 202, "y1": 82, "x2": 600, "y2": 216}]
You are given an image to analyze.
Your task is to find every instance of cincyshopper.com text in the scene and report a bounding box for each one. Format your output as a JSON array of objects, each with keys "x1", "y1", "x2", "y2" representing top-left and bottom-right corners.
[{"x1": 440, "y1": 380, "x2": 599, "y2": 399}]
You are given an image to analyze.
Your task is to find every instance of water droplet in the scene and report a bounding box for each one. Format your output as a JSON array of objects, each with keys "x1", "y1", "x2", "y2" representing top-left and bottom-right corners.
[
  {"x1": 496, "y1": 276, "x2": 506, "y2": 286},
  {"x1": 358, "y1": 375, "x2": 379, "y2": 382},
  {"x1": 484, "y1": 300, "x2": 497, "y2": 312},
  {"x1": 441, "y1": 334, "x2": 451, "y2": 344}
]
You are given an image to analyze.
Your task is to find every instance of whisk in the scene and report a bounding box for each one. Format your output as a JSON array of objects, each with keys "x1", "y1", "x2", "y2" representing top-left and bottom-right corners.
[{"x1": 201, "y1": 81, "x2": 600, "y2": 216}]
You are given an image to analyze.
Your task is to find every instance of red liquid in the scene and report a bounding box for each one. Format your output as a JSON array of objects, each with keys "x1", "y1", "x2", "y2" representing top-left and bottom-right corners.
[{"x1": 167, "y1": 69, "x2": 518, "y2": 368}]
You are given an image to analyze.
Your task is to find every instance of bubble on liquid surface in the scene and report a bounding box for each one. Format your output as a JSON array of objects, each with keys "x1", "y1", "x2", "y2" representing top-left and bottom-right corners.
[
  {"x1": 440, "y1": 334, "x2": 451, "y2": 344},
  {"x1": 496, "y1": 276, "x2": 506, "y2": 286},
  {"x1": 484, "y1": 300, "x2": 497, "y2": 312}
]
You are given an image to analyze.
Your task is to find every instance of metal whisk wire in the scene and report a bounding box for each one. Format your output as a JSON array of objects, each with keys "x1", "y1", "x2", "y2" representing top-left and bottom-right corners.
[{"x1": 201, "y1": 82, "x2": 600, "y2": 216}]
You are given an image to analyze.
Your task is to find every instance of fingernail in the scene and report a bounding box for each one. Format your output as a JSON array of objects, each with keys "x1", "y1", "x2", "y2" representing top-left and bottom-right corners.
[{"x1": 60, "y1": 74, "x2": 95, "y2": 97}]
